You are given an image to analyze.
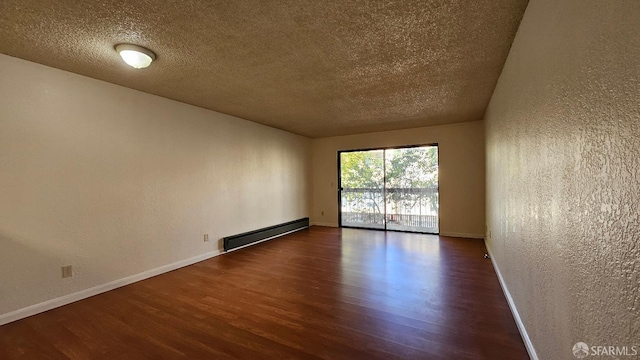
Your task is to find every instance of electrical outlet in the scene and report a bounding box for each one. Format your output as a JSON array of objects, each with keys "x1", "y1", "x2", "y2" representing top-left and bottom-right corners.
[
  {"x1": 204, "y1": 234, "x2": 209, "y2": 242},
  {"x1": 62, "y1": 265, "x2": 72, "y2": 278}
]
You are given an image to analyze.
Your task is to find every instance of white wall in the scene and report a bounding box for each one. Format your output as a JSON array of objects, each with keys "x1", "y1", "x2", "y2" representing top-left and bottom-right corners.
[
  {"x1": 0, "y1": 54, "x2": 310, "y2": 318},
  {"x1": 485, "y1": 0, "x2": 640, "y2": 358},
  {"x1": 311, "y1": 121, "x2": 485, "y2": 238}
]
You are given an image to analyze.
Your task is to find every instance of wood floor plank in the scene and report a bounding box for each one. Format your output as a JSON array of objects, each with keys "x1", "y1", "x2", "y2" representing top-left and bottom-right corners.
[{"x1": 0, "y1": 227, "x2": 529, "y2": 359}]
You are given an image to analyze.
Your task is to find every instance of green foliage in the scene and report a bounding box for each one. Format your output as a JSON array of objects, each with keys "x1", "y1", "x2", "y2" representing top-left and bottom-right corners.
[
  {"x1": 340, "y1": 150, "x2": 384, "y2": 189},
  {"x1": 340, "y1": 147, "x2": 438, "y2": 189},
  {"x1": 385, "y1": 147, "x2": 438, "y2": 189}
]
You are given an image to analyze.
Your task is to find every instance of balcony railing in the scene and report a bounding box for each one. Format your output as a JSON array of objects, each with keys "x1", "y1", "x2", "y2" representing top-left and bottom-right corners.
[
  {"x1": 341, "y1": 212, "x2": 438, "y2": 229},
  {"x1": 340, "y1": 187, "x2": 439, "y2": 232}
]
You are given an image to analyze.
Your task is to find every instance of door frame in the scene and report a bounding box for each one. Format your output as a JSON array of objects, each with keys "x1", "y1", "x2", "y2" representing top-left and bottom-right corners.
[{"x1": 337, "y1": 143, "x2": 440, "y2": 234}]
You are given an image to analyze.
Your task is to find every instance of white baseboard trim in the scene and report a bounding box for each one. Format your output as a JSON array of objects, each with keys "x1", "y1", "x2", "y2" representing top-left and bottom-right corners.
[
  {"x1": 485, "y1": 244, "x2": 538, "y2": 360},
  {"x1": 0, "y1": 249, "x2": 223, "y2": 327},
  {"x1": 310, "y1": 221, "x2": 338, "y2": 227},
  {"x1": 439, "y1": 232, "x2": 484, "y2": 239}
]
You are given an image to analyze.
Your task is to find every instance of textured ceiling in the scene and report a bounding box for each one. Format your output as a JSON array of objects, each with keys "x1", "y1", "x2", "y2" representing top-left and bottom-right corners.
[{"x1": 0, "y1": 1, "x2": 528, "y2": 138}]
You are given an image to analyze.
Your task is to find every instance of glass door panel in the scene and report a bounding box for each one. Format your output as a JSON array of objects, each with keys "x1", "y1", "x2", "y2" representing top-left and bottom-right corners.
[
  {"x1": 384, "y1": 146, "x2": 439, "y2": 233},
  {"x1": 339, "y1": 150, "x2": 385, "y2": 229}
]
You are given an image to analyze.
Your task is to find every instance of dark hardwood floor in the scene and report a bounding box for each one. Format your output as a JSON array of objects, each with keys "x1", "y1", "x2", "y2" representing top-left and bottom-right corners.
[{"x1": 0, "y1": 226, "x2": 529, "y2": 359}]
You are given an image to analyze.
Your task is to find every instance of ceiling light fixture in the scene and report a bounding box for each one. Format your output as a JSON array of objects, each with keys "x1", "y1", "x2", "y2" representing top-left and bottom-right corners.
[{"x1": 115, "y1": 44, "x2": 156, "y2": 69}]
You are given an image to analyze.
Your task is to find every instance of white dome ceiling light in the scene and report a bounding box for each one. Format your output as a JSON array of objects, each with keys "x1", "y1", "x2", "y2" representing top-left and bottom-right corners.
[{"x1": 115, "y1": 44, "x2": 156, "y2": 69}]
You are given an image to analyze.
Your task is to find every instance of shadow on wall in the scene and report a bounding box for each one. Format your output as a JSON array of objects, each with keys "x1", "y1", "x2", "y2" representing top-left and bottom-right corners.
[{"x1": 0, "y1": 230, "x2": 66, "y2": 315}]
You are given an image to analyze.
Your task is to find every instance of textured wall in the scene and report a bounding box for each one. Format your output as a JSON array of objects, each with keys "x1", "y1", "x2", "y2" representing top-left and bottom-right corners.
[
  {"x1": 0, "y1": 54, "x2": 310, "y2": 316},
  {"x1": 485, "y1": 0, "x2": 640, "y2": 358},
  {"x1": 311, "y1": 121, "x2": 485, "y2": 238}
]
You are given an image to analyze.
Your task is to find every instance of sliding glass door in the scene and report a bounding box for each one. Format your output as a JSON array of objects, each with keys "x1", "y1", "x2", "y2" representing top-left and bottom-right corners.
[{"x1": 339, "y1": 145, "x2": 439, "y2": 234}]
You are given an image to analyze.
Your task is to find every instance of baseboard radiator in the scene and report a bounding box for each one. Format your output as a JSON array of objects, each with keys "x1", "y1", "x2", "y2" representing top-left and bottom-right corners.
[{"x1": 223, "y1": 217, "x2": 309, "y2": 252}]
